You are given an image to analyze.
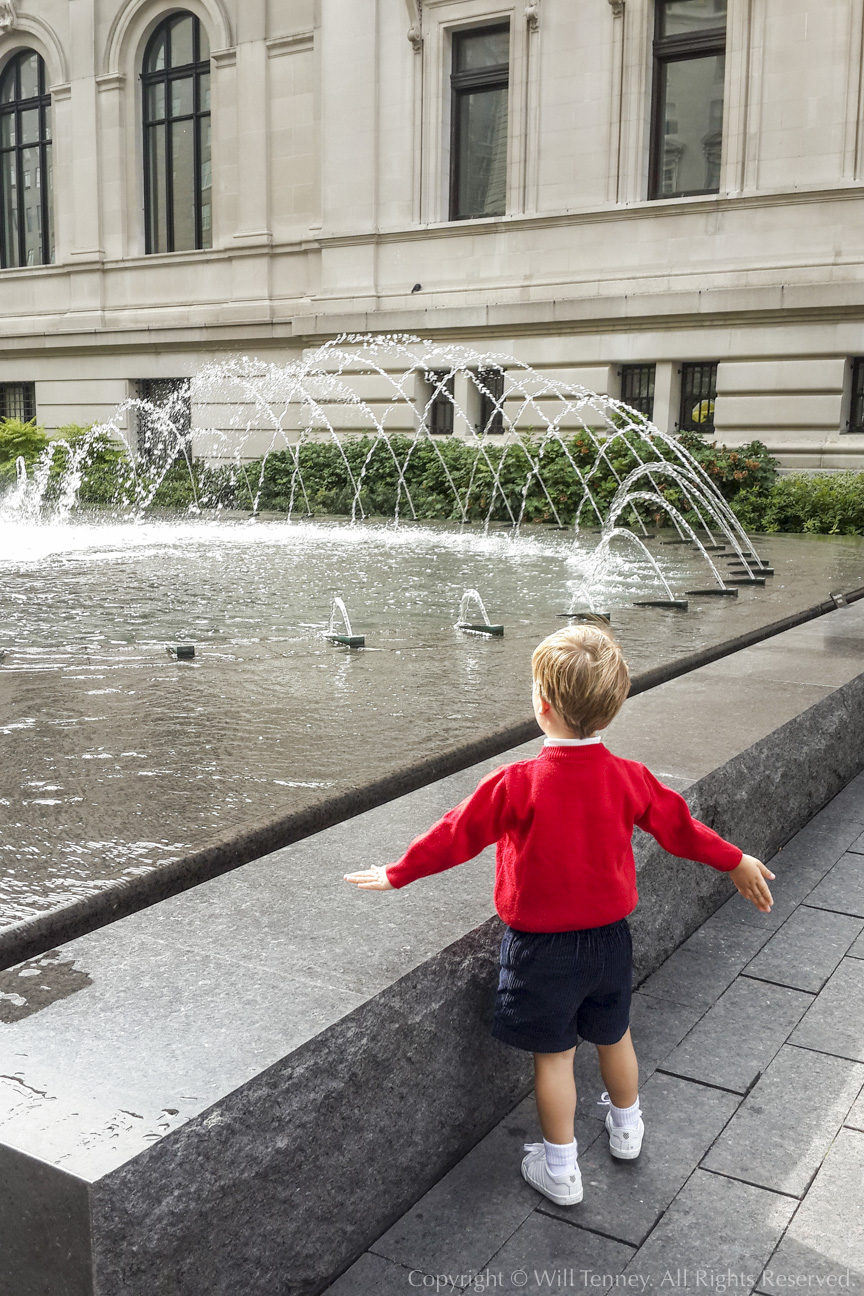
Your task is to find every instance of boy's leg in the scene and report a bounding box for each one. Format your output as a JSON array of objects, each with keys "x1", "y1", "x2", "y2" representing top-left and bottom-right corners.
[
  {"x1": 595, "y1": 1028, "x2": 638, "y2": 1108},
  {"x1": 533, "y1": 1045, "x2": 578, "y2": 1144}
]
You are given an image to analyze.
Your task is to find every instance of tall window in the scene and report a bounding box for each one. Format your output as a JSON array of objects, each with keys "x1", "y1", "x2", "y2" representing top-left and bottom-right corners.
[
  {"x1": 620, "y1": 365, "x2": 656, "y2": 421},
  {"x1": 428, "y1": 372, "x2": 455, "y2": 436},
  {"x1": 136, "y1": 378, "x2": 191, "y2": 456},
  {"x1": 0, "y1": 51, "x2": 53, "y2": 268},
  {"x1": 477, "y1": 368, "x2": 505, "y2": 435},
  {"x1": 650, "y1": 0, "x2": 727, "y2": 200},
  {"x1": 679, "y1": 362, "x2": 718, "y2": 434},
  {"x1": 143, "y1": 13, "x2": 211, "y2": 253},
  {"x1": 450, "y1": 25, "x2": 509, "y2": 221},
  {"x1": 849, "y1": 359, "x2": 864, "y2": 434}
]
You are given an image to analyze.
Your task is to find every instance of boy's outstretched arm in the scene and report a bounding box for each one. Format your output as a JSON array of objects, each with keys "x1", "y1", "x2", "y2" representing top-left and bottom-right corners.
[
  {"x1": 343, "y1": 764, "x2": 511, "y2": 894},
  {"x1": 636, "y1": 770, "x2": 775, "y2": 913}
]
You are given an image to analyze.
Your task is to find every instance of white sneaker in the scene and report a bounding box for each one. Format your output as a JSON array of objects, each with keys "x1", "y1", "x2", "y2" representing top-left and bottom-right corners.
[
  {"x1": 521, "y1": 1143, "x2": 583, "y2": 1206},
  {"x1": 605, "y1": 1112, "x2": 644, "y2": 1160}
]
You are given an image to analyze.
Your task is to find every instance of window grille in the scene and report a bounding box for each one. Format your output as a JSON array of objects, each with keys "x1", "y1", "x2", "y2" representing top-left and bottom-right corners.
[
  {"x1": 428, "y1": 372, "x2": 455, "y2": 436},
  {"x1": 477, "y1": 368, "x2": 505, "y2": 435},
  {"x1": 678, "y1": 362, "x2": 718, "y2": 434},
  {"x1": 450, "y1": 25, "x2": 509, "y2": 221},
  {"x1": 650, "y1": 1, "x2": 727, "y2": 200},
  {"x1": 136, "y1": 378, "x2": 191, "y2": 456},
  {"x1": 620, "y1": 365, "x2": 656, "y2": 421},
  {"x1": 0, "y1": 381, "x2": 36, "y2": 422}
]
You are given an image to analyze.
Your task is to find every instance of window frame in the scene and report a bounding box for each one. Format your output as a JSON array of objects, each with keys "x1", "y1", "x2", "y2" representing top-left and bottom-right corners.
[
  {"x1": 678, "y1": 361, "x2": 718, "y2": 434},
  {"x1": 649, "y1": 2, "x2": 727, "y2": 202},
  {"x1": 448, "y1": 22, "x2": 510, "y2": 223},
  {"x1": 848, "y1": 358, "x2": 864, "y2": 435},
  {"x1": 0, "y1": 50, "x2": 53, "y2": 269},
  {"x1": 141, "y1": 13, "x2": 211, "y2": 255},
  {"x1": 0, "y1": 381, "x2": 36, "y2": 421},
  {"x1": 428, "y1": 371, "x2": 455, "y2": 437},
  {"x1": 477, "y1": 367, "x2": 506, "y2": 436}
]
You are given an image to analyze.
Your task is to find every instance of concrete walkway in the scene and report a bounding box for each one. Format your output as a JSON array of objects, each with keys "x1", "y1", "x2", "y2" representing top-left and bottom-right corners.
[{"x1": 325, "y1": 772, "x2": 864, "y2": 1296}]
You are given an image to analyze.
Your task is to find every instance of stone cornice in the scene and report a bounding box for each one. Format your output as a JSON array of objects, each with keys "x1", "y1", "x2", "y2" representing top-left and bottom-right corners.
[{"x1": 266, "y1": 32, "x2": 313, "y2": 57}]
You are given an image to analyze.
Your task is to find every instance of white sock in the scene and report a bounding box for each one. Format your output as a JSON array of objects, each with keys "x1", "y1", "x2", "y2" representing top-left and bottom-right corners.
[
  {"x1": 609, "y1": 1098, "x2": 641, "y2": 1129},
  {"x1": 543, "y1": 1137, "x2": 578, "y2": 1176}
]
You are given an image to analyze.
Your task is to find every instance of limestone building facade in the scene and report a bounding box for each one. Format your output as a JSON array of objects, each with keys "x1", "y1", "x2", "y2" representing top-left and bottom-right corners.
[{"x1": 2, "y1": 0, "x2": 864, "y2": 467}]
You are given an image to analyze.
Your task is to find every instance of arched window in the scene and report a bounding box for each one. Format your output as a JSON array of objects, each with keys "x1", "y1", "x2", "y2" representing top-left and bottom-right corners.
[
  {"x1": 143, "y1": 12, "x2": 211, "y2": 253},
  {"x1": 0, "y1": 51, "x2": 54, "y2": 268}
]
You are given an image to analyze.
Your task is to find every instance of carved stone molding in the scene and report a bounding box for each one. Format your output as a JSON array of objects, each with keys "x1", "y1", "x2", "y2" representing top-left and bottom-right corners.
[
  {"x1": 406, "y1": 0, "x2": 422, "y2": 51},
  {"x1": 607, "y1": 0, "x2": 625, "y2": 16},
  {"x1": 0, "y1": 2, "x2": 16, "y2": 35},
  {"x1": 526, "y1": 2, "x2": 540, "y2": 31}
]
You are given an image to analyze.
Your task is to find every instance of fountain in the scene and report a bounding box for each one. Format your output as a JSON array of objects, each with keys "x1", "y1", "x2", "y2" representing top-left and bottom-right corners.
[
  {"x1": 324, "y1": 596, "x2": 365, "y2": 648},
  {"x1": 4, "y1": 331, "x2": 864, "y2": 957},
  {"x1": 456, "y1": 589, "x2": 504, "y2": 636}
]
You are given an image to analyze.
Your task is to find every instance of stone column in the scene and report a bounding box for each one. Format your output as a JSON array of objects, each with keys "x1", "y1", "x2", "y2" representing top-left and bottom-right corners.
[
  {"x1": 232, "y1": 0, "x2": 271, "y2": 246},
  {"x1": 67, "y1": 0, "x2": 102, "y2": 261}
]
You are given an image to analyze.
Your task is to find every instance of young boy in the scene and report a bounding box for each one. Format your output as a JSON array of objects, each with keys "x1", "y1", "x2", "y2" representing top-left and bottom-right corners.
[{"x1": 344, "y1": 623, "x2": 775, "y2": 1207}]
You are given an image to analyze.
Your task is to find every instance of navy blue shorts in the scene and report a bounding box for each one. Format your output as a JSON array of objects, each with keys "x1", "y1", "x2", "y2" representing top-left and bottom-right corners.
[{"x1": 491, "y1": 918, "x2": 633, "y2": 1054}]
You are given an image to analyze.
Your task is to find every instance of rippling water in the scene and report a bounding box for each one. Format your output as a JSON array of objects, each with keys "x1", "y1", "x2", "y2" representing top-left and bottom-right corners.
[{"x1": 1, "y1": 515, "x2": 862, "y2": 926}]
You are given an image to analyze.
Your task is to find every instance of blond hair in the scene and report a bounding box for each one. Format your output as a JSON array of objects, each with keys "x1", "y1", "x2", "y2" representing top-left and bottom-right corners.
[{"x1": 532, "y1": 620, "x2": 630, "y2": 738}]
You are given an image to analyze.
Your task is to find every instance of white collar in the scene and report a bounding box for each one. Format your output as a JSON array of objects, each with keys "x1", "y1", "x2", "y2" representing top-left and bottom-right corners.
[{"x1": 543, "y1": 736, "x2": 603, "y2": 747}]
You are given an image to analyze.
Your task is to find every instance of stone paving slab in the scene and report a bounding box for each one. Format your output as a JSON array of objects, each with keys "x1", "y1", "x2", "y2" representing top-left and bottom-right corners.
[
  {"x1": 485, "y1": 1212, "x2": 635, "y2": 1292},
  {"x1": 806, "y1": 852, "x2": 864, "y2": 919},
  {"x1": 572, "y1": 993, "x2": 709, "y2": 1129},
  {"x1": 661, "y1": 977, "x2": 814, "y2": 1094},
  {"x1": 756, "y1": 1129, "x2": 864, "y2": 1290},
  {"x1": 541, "y1": 1073, "x2": 738, "y2": 1247},
  {"x1": 789, "y1": 957, "x2": 864, "y2": 1062},
  {"x1": 326, "y1": 1252, "x2": 437, "y2": 1296},
  {"x1": 743, "y1": 906, "x2": 864, "y2": 993},
  {"x1": 849, "y1": 829, "x2": 864, "y2": 854},
  {"x1": 702, "y1": 1044, "x2": 864, "y2": 1196},
  {"x1": 845, "y1": 1087, "x2": 864, "y2": 1131},
  {"x1": 621, "y1": 1170, "x2": 796, "y2": 1290},
  {"x1": 369, "y1": 1095, "x2": 602, "y2": 1279},
  {"x1": 850, "y1": 931, "x2": 864, "y2": 959},
  {"x1": 712, "y1": 818, "x2": 864, "y2": 935},
  {"x1": 637, "y1": 920, "x2": 774, "y2": 1011}
]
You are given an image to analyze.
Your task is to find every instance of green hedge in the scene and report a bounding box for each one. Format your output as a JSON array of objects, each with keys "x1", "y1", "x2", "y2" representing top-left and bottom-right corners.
[
  {"x1": 7, "y1": 416, "x2": 863, "y2": 536},
  {"x1": 733, "y1": 472, "x2": 864, "y2": 535}
]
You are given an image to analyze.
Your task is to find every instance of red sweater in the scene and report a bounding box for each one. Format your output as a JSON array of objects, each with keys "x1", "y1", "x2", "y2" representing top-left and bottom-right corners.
[{"x1": 385, "y1": 744, "x2": 743, "y2": 931}]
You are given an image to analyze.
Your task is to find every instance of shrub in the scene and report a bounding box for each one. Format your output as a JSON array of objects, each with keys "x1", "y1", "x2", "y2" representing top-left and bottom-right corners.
[
  {"x1": 733, "y1": 472, "x2": 864, "y2": 535},
  {"x1": 0, "y1": 418, "x2": 49, "y2": 482}
]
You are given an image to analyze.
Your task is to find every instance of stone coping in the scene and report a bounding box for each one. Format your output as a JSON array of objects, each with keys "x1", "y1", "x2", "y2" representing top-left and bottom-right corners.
[{"x1": 1, "y1": 601, "x2": 864, "y2": 1295}]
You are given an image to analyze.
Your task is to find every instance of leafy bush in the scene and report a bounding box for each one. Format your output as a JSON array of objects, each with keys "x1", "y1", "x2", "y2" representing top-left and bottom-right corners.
[
  {"x1": 0, "y1": 418, "x2": 49, "y2": 482},
  {"x1": 733, "y1": 472, "x2": 864, "y2": 535}
]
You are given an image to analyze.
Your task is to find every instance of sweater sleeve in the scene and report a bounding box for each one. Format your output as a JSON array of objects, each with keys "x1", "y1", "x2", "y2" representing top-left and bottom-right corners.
[
  {"x1": 385, "y1": 765, "x2": 512, "y2": 889},
  {"x1": 635, "y1": 767, "x2": 743, "y2": 872}
]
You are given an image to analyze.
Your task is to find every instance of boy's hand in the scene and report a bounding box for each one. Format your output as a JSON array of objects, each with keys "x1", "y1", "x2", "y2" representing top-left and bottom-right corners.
[
  {"x1": 729, "y1": 853, "x2": 775, "y2": 913},
  {"x1": 343, "y1": 865, "x2": 394, "y2": 891}
]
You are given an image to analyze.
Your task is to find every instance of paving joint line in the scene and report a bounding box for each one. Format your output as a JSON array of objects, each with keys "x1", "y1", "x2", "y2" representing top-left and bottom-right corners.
[{"x1": 697, "y1": 1163, "x2": 802, "y2": 1200}]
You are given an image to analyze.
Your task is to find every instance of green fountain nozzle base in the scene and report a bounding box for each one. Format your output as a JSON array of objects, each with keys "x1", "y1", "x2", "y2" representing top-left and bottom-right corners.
[
  {"x1": 325, "y1": 634, "x2": 365, "y2": 648},
  {"x1": 685, "y1": 588, "x2": 739, "y2": 597},
  {"x1": 727, "y1": 564, "x2": 775, "y2": 575},
  {"x1": 726, "y1": 576, "x2": 767, "y2": 586},
  {"x1": 700, "y1": 544, "x2": 727, "y2": 552},
  {"x1": 660, "y1": 539, "x2": 693, "y2": 546},
  {"x1": 557, "y1": 611, "x2": 612, "y2": 623},
  {"x1": 633, "y1": 599, "x2": 689, "y2": 611},
  {"x1": 457, "y1": 623, "x2": 504, "y2": 637},
  {"x1": 167, "y1": 644, "x2": 196, "y2": 660}
]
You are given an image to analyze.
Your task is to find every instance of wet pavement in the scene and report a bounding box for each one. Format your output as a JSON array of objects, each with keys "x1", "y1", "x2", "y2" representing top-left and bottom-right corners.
[{"x1": 324, "y1": 776, "x2": 864, "y2": 1296}]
